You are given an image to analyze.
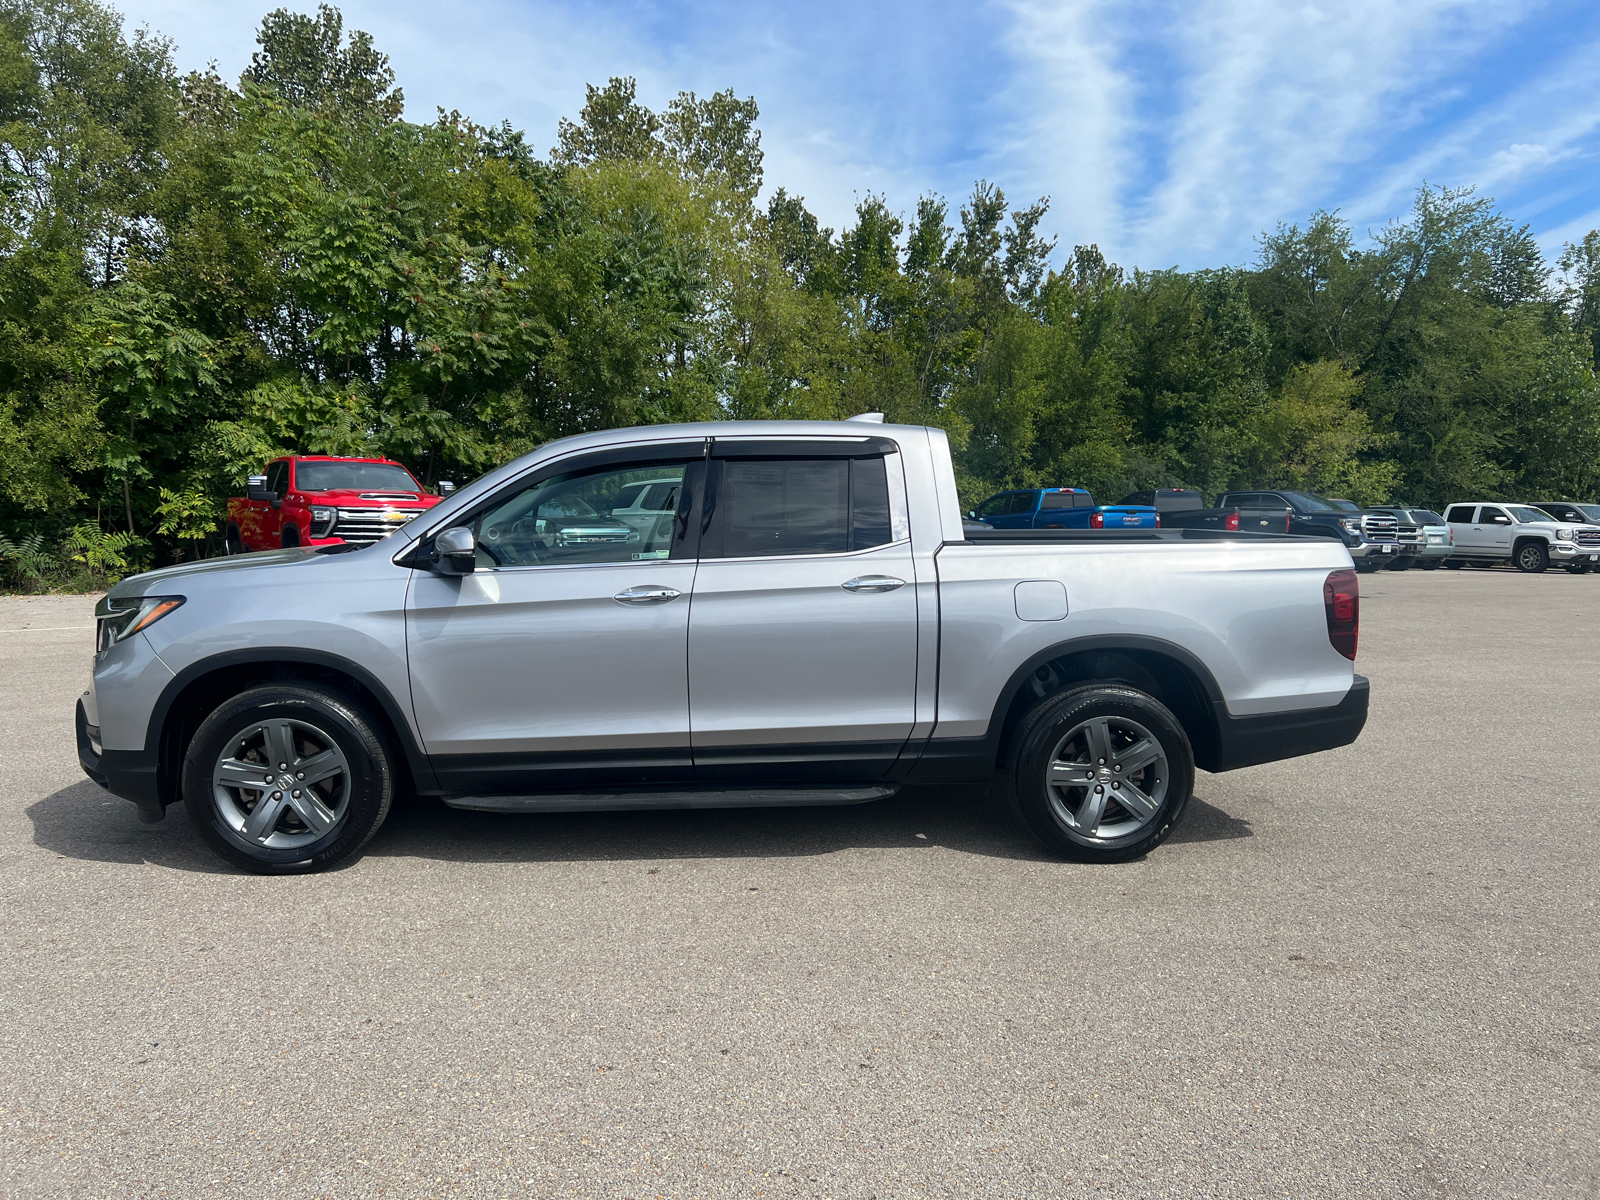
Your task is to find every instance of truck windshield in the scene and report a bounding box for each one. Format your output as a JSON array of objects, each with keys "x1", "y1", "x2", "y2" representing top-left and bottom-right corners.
[
  {"x1": 295, "y1": 462, "x2": 420, "y2": 492},
  {"x1": 1578, "y1": 505, "x2": 1600, "y2": 522},
  {"x1": 1279, "y1": 492, "x2": 1344, "y2": 513},
  {"x1": 1508, "y1": 507, "x2": 1555, "y2": 523}
]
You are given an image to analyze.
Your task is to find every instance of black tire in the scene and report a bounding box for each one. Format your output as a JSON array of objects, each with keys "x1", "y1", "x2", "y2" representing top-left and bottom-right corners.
[
  {"x1": 1387, "y1": 556, "x2": 1413, "y2": 571},
  {"x1": 1007, "y1": 684, "x2": 1195, "y2": 863},
  {"x1": 1514, "y1": 541, "x2": 1548, "y2": 573},
  {"x1": 1419, "y1": 559, "x2": 1441, "y2": 570},
  {"x1": 1444, "y1": 558, "x2": 1465, "y2": 569},
  {"x1": 1354, "y1": 560, "x2": 1382, "y2": 574},
  {"x1": 225, "y1": 524, "x2": 245, "y2": 555},
  {"x1": 281, "y1": 523, "x2": 300, "y2": 549},
  {"x1": 183, "y1": 684, "x2": 394, "y2": 874}
]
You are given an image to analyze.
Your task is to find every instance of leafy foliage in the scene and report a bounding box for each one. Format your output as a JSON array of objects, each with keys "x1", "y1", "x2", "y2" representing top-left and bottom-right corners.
[{"x1": 0, "y1": 1, "x2": 1598, "y2": 589}]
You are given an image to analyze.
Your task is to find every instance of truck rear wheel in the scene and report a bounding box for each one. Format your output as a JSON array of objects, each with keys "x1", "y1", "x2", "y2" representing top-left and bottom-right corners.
[
  {"x1": 182, "y1": 684, "x2": 394, "y2": 874},
  {"x1": 1007, "y1": 685, "x2": 1194, "y2": 863},
  {"x1": 1514, "y1": 541, "x2": 1548, "y2": 573}
]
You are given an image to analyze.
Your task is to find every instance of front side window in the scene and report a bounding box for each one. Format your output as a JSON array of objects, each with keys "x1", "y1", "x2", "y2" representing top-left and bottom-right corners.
[
  {"x1": 710, "y1": 455, "x2": 893, "y2": 558},
  {"x1": 1478, "y1": 506, "x2": 1510, "y2": 524},
  {"x1": 295, "y1": 461, "x2": 420, "y2": 493},
  {"x1": 265, "y1": 461, "x2": 289, "y2": 497},
  {"x1": 976, "y1": 494, "x2": 1012, "y2": 519},
  {"x1": 471, "y1": 459, "x2": 690, "y2": 568}
]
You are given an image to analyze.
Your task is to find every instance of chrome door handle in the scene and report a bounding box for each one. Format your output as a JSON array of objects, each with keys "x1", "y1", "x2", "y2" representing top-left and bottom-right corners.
[
  {"x1": 614, "y1": 585, "x2": 681, "y2": 605},
  {"x1": 841, "y1": 575, "x2": 906, "y2": 593}
]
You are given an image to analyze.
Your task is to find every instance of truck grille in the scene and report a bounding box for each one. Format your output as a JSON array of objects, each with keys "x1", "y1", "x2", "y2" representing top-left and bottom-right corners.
[
  {"x1": 1361, "y1": 515, "x2": 1398, "y2": 543},
  {"x1": 1397, "y1": 522, "x2": 1423, "y2": 545},
  {"x1": 1577, "y1": 529, "x2": 1600, "y2": 548},
  {"x1": 333, "y1": 507, "x2": 426, "y2": 545}
]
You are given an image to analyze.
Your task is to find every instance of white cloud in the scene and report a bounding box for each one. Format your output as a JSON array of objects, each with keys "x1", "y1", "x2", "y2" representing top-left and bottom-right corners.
[
  {"x1": 992, "y1": 0, "x2": 1133, "y2": 256},
  {"x1": 1119, "y1": 0, "x2": 1532, "y2": 266}
]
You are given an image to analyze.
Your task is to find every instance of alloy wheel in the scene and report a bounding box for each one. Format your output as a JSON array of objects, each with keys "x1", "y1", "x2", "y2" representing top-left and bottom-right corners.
[
  {"x1": 1045, "y1": 715, "x2": 1170, "y2": 844},
  {"x1": 211, "y1": 718, "x2": 351, "y2": 850}
]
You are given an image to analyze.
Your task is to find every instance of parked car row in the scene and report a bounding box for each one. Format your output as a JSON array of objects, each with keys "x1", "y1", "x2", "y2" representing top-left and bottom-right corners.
[{"x1": 966, "y1": 485, "x2": 1600, "y2": 576}]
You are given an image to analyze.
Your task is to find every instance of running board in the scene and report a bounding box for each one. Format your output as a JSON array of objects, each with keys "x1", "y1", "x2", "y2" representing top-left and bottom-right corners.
[{"x1": 441, "y1": 786, "x2": 897, "y2": 814}]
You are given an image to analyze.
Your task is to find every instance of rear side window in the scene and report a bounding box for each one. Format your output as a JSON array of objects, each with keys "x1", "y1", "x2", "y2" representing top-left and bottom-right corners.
[
  {"x1": 712, "y1": 456, "x2": 893, "y2": 558},
  {"x1": 1444, "y1": 506, "x2": 1476, "y2": 523},
  {"x1": 1040, "y1": 490, "x2": 1088, "y2": 510}
]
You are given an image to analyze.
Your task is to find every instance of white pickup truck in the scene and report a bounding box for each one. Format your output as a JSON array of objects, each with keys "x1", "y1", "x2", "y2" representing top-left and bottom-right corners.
[{"x1": 78, "y1": 419, "x2": 1369, "y2": 873}]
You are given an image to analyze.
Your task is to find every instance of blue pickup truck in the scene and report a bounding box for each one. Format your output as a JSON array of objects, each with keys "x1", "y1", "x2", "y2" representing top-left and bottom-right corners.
[{"x1": 970, "y1": 487, "x2": 1159, "y2": 530}]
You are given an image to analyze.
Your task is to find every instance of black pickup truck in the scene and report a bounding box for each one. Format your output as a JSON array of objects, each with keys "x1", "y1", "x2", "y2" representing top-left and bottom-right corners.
[
  {"x1": 1120, "y1": 488, "x2": 1290, "y2": 533},
  {"x1": 1214, "y1": 489, "x2": 1415, "y2": 572}
]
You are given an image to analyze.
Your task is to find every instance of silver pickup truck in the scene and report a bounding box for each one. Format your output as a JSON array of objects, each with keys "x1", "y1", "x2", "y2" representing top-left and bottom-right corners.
[{"x1": 78, "y1": 419, "x2": 1369, "y2": 873}]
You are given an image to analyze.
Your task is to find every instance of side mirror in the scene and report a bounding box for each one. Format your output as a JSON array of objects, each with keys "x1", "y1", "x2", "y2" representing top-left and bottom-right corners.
[
  {"x1": 246, "y1": 475, "x2": 273, "y2": 502},
  {"x1": 438, "y1": 480, "x2": 457, "y2": 495},
  {"x1": 431, "y1": 526, "x2": 476, "y2": 575},
  {"x1": 967, "y1": 511, "x2": 977, "y2": 520}
]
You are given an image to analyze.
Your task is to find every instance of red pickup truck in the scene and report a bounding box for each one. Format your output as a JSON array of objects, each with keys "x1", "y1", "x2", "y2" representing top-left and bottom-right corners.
[{"x1": 224, "y1": 456, "x2": 451, "y2": 553}]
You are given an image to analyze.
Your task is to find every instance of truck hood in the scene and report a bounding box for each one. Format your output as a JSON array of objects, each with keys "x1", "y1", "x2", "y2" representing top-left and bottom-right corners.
[{"x1": 109, "y1": 547, "x2": 325, "y2": 599}]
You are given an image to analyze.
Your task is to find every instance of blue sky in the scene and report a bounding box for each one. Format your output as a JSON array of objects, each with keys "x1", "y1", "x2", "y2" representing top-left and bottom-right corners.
[{"x1": 115, "y1": 0, "x2": 1600, "y2": 273}]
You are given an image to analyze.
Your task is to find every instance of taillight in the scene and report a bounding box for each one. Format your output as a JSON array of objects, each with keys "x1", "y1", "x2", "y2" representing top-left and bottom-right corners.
[
  {"x1": 1323, "y1": 569, "x2": 1358, "y2": 660},
  {"x1": 1225, "y1": 511, "x2": 1240, "y2": 531},
  {"x1": 1089, "y1": 511, "x2": 1104, "y2": 529},
  {"x1": 1285, "y1": 513, "x2": 1292, "y2": 533},
  {"x1": 1154, "y1": 514, "x2": 1160, "y2": 528}
]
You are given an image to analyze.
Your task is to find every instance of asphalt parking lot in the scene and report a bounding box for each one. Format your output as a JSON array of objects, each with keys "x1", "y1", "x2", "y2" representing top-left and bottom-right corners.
[{"x1": 1, "y1": 568, "x2": 1597, "y2": 1199}]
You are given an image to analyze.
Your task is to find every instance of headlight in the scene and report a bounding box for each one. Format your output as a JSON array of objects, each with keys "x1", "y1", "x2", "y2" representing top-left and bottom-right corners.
[
  {"x1": 1338, "y1": 517, "x2": 1360, "y2": 533},
  {"x1": 310, "y1": 506, "x2": 336, "y2": 537},
  {"x1": 1556, "y1": 527, "x2": 1571, "y2": 540},
  {"x1": 95, "y1": 594, "x2": 184, "y2": 653}
]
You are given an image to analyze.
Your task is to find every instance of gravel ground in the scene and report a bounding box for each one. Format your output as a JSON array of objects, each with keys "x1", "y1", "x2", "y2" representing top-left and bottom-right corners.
[{"x1": 0, "y1": 568, "x2": 1596, "y2": 1199}]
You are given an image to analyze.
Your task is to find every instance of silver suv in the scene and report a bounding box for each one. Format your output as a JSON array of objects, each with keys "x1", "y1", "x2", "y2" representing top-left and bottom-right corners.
[{"x1": 1443, "y1": 502, "x2": 1600, "y2": 573}]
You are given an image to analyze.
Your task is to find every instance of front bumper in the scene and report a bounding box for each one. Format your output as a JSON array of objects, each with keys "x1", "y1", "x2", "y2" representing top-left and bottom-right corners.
[
  {"x1": 1550, "y1": 543, "x2": 1600, "y2": 561},
  {"x1": 77, "y1": 696, "x2": 164, "y2": 823},
  {"x1": 1350, "y1": 542, "x2": 1412, "y2": 560},
  {"x1": 1206, "y1": 676, "x2": 1370, "y2": 772}
]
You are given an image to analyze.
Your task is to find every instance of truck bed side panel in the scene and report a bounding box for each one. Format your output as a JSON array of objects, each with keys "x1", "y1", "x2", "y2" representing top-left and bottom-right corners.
[{"x1": 932, "y1": 539, "x2": 1357, "y2": 737}]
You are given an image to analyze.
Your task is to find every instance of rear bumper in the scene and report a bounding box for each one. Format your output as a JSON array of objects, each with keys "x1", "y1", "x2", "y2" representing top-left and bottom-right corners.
[
  {"x1": 1205, "y1": 676, "x2": 1369, "y2": 772},
  {"x1": 77, "y1": 697, "x2": 164, "y2": 823}
]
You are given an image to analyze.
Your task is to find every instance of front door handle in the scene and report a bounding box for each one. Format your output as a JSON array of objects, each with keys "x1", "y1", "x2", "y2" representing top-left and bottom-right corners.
[
  {"x1": 614, "y1": 585, "x2": 682, "y2": 605},
  {"x1": 841, "y1": 575, "x2": 906, "y2": 593}
]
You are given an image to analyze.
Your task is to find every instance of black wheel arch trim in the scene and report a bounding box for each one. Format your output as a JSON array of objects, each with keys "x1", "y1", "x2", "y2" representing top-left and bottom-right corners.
[
  {"x1": 903, "y1": 634, "x2": 1226, "y2": 782},
  {"x1": 141, "y1": 648, "x2": 438, "y2": 809}
]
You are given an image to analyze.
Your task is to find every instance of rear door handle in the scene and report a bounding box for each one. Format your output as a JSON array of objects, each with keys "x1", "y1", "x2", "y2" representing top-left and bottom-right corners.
[
  {"x1": 841, "y1": 575, "x2": 906, "y2": 593},
  {"x1": 614, "y1": 585, "x2": 681, "y2": 605}
]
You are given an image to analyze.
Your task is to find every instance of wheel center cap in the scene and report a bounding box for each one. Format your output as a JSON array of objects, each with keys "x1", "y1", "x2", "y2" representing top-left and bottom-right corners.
[
  {"x1": 1099, "y1": 767, "x2": 1113, "y2": 781},
  {"x1": 277, "y1": 773, "x2": 296, "y2": 790}
]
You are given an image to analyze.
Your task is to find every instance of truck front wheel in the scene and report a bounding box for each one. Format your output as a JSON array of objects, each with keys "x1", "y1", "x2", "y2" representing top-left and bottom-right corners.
[
  {"x1": 1514, "y1": 541, "x2": 1548, "y2": 573},
  {"x1": 182, "y1": 684, "x2": 395, "y2": 874},
  {"x1": 1007, "y1": 685, "x2": 1195, "y2": 863},
  {"x1": 225, "y1": 524, "x2": 245, "y2": 555}
]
